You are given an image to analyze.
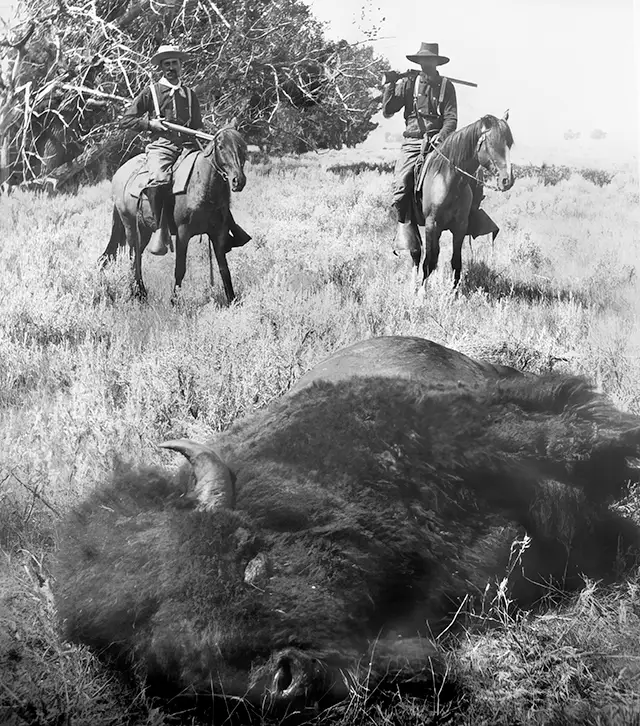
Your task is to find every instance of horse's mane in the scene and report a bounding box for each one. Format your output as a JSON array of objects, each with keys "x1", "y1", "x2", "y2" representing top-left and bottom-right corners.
[
  {"x1": 205, "y1": 126, "x2": 247, "y2": 157},
  {"x1": 428, "y1": 115, "x2": 513, "y2": 175},
  {"x1": 217, "y1": 126, "x2": 247, "y2": 150},
  {"x1": 220, "y1": 126, "x2": 247, "y2": 149}
]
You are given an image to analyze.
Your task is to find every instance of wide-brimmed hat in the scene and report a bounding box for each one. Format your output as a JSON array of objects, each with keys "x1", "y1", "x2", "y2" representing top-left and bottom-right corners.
[
  {"x1": 406, "y1": 42, "x2": 449, "y2": 66},
  {"x1": 151, "y1": 44, "x2": 190, "y2": 66}
]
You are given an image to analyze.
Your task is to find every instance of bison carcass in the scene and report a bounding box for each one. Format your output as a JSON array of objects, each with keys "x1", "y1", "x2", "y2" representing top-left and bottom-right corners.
[
  {"x1": 292, "y1": 335, "x2": 524, "y2": 392},
  {"x1": 54, "y1": 339, "x2": 640, "y2": 717}
]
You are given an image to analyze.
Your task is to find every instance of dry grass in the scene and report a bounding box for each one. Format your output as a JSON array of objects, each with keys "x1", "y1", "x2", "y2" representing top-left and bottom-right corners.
[{"x1": 1, "y1": 148, "x2": 639, "y2": 724}]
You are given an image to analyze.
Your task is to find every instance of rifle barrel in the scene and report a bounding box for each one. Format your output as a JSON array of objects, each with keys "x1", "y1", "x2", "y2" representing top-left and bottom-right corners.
[
  {"x1": 383, "y1": 71, "x2": 477, "y2": 88},
  {"x1": 446, "y1": 76, "x2": 478, "y2": 88}
]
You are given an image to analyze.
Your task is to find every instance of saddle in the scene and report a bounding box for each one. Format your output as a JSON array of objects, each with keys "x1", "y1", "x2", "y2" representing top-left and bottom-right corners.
[{"x1": 126, "y1": 148, "x2": 200, "y2": 200}]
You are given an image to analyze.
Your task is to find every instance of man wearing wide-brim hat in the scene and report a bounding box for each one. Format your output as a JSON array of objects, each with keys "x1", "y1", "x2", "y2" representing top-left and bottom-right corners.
[
  {"x1": 120, "y1": 44, "x2": 250, "y2": 256},
  {"x1": 382, "y1": 42, "x2": 458, "y2": 252}
]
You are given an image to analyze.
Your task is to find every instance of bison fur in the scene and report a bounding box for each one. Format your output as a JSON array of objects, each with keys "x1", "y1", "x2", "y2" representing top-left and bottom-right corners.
[{"x1": 54, "y1": 342, "x2": 640, "y2": 718}]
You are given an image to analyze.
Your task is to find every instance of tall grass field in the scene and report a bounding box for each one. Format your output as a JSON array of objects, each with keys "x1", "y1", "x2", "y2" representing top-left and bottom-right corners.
[{"x1": 1, "y1": 146, "x2": 640, "y2": 725}]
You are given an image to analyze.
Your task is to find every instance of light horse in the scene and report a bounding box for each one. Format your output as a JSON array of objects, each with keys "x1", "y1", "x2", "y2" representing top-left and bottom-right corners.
[
  {"x1": 99, "y1": 126, "x2": 247, "y2": 304},
  {"x1": 411, "y1": 111, "x2": 513, "y2": 290}
]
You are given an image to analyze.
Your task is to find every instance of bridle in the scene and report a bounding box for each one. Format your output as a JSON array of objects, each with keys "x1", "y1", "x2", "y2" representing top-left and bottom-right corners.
[
  {"x1": 201, "y1": 128, "x2": 230, "y2": 181},
  {"x1": 429, "y1": 129, "x2": 506, "y2": 192}
]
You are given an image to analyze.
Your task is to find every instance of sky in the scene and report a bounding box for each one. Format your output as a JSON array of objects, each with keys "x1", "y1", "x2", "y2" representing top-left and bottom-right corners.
[
  {"x1": 307, "y1": 0, "x2": 640, "y2": 164},
  {"x1": 0, "y1": 0, "x2": 637, "y2": 163}
]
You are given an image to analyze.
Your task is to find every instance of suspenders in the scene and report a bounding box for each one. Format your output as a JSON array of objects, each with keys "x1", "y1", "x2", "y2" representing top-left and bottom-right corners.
[
  {"x1": 186, "y1": 88, "x2": 193, "y2": 122},
  {"x1": 149, "y1": 82, "x2": 193, "y2": 126},
  {"x1": 410, "y1": 75, "x2": 449, "y2": 136},
  {"x1": 438, "y1": 77, "x2": 448, "y2": 111},
  {"x1": 149, "y1": 82, "x2": 161, "y2": 119}
]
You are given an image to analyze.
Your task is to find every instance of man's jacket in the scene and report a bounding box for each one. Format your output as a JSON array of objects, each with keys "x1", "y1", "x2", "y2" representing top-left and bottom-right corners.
[
  {"x1": 121, "y1": 81, "x2": 203, "y2": 144},
  {"x1": 383, "y1": 71, "x2": 457, "y2": 141}
]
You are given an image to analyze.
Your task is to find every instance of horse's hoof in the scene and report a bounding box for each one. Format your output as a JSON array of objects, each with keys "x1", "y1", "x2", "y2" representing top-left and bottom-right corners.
[
  {"x1": 413, "y1": 287, "x2": 426, "y2": 306},
  {"x1": 97, "y1": 254, "x2": 114, "y2": 270},
  {"x1": 134, "y1": 286, "x2": 147, "y2": 301}
]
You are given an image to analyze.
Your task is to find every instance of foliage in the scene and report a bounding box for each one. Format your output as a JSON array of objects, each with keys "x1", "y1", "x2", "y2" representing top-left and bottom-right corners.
[
  {"x1": 564, "y1": 129, "x2": 581, "y2": 140},
  {"x1": 0, "y1": 0, "x2": 388, "y2": 186},
  {"x1": 326, "y1": 159, "x2": 395, "y2": 176},
  {"x1": 325, "y1": 160, "x2": 617, "y2": 189},
  {"x1": 513, "y1": 163, "x2": 615, "y2": 187}
]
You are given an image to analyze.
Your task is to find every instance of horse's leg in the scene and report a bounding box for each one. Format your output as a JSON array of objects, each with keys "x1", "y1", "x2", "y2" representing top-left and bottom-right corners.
[
  {"x1": 126, "y1": 211, "x2": 149, "y2": 301},
  {"x1": 451, "y1": 231, "x2": 466, "y2": 288},
  {"x1": 451, "y1": 187, "x2": 473, "y2": 288},
  {"x1": 422, "y1": 219, "x2": 441, "y2": 284},
  {"x1": 171, "y1": 223, "x2": 191, "y2": 304},
  {"x1": 409, "y1": 235, "x2": 422, "y2": 292},
  {"x1": 208, "y1": 223, "x2": 235, "y2": 305}
]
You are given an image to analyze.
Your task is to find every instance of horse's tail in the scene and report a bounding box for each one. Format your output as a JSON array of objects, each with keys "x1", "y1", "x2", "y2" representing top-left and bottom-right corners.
[
  {"x1": 135, "y1": 194, "x2": 146, "y2": 253},
  {"x1": 98, "y1": 205, "x2": 127, "y2": 267}
]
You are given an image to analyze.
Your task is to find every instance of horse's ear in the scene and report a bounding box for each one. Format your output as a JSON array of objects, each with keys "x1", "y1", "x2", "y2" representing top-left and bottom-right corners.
[
  {"x1": 502, "y1": 109, "x2": 510, "y2": 121},
  {"x1": 228, "y1": 117, "x2": 239, "y2": 130}
]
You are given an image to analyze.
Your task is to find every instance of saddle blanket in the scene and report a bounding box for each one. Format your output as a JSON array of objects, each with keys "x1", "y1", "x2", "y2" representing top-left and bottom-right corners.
[
  {"x1": 467, "y1": 207, "x2": 499, "y2": 240},
  {"x1": 127, "y1": 149, "x2": 199, "y2": 199}
]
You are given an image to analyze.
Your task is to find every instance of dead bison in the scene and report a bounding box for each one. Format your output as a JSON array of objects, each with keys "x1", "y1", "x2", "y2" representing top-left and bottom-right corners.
[
  {"x1": 54, "y1": 338, "x2": 640, "y2": 719},
  {"x1": 292, "y1": 335, "x2": 524, "y2": 393}
]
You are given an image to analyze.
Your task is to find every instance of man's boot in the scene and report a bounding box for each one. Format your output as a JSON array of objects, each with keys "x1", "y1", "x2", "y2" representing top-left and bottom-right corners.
[
  {"x1": 392, "y1": 199, "x2": 422, "y2": 256},
  {"x1": 225, "y1": 213, "x2": 252, "y2": 253},
  {"x1": 395, "y1": 221, "x2": 422, "y2": 254},
  {"x1": 146, "y1": 186, "x2": 172, "y2": 256}
]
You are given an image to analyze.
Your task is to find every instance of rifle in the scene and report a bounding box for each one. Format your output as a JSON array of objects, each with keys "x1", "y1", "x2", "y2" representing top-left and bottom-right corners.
[
  {"x1": 157, "y1": 120, "x2": 218, "y2": 142},
  {"x1": 382, "y1": 69, "x2": 477, "y2": 88}
]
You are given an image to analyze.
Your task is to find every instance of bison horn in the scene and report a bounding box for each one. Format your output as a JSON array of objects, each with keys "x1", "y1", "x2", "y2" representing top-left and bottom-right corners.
[{"x1": 159, "y1": 439, "x2": 235, "y2": 510}]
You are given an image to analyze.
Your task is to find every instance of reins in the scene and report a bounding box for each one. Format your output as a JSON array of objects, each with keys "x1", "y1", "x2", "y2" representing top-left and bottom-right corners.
[{"x1": 428, "y1": 131, "x2": 504, "y2": 192}]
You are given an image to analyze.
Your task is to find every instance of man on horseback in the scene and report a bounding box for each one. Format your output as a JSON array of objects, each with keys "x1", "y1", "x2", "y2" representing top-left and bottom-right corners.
[
  {"x1": 120, "y1": 44, "x2": 250, "y2": 256},
  {"x1": 382, "y1": 42, "x2": 458, "y2": 251}
]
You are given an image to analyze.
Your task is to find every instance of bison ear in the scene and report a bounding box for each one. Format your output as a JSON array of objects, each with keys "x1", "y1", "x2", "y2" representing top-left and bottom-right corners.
[{"x1": 160, "y1": 439, "x2": 235, "y2": 511}]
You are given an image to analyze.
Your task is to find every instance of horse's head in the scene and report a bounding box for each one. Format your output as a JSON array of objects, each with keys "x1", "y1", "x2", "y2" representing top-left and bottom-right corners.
[
  {"x1": 477, "y1": 111, "x2": 514, "y2": 191},
  {"x1": 208, "y1": 126, "x2": 248, "y2": 192}
]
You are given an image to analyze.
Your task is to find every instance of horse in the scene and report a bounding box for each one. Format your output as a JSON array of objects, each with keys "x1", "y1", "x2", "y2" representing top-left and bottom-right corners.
[
  {"x1": 408, "y1": 111, "x2": 514, "y2": 291},
  {"x1": 99, "y1": 126, "x2": 247, "y2": 304}
]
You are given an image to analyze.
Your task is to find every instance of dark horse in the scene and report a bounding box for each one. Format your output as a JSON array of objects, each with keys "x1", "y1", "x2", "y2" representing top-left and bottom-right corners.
[
  {"x1": 99, "y1": 127, "x2": 247, "y2": 304},
  {"x1": 407, "y1": 111, "x2": 514, "y2": 292}
]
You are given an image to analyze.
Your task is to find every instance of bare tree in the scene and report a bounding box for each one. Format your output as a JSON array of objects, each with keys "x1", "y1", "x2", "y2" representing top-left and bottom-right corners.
[{"x1": 0, "y1": 0, "x2": 389, "y2": 188}]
